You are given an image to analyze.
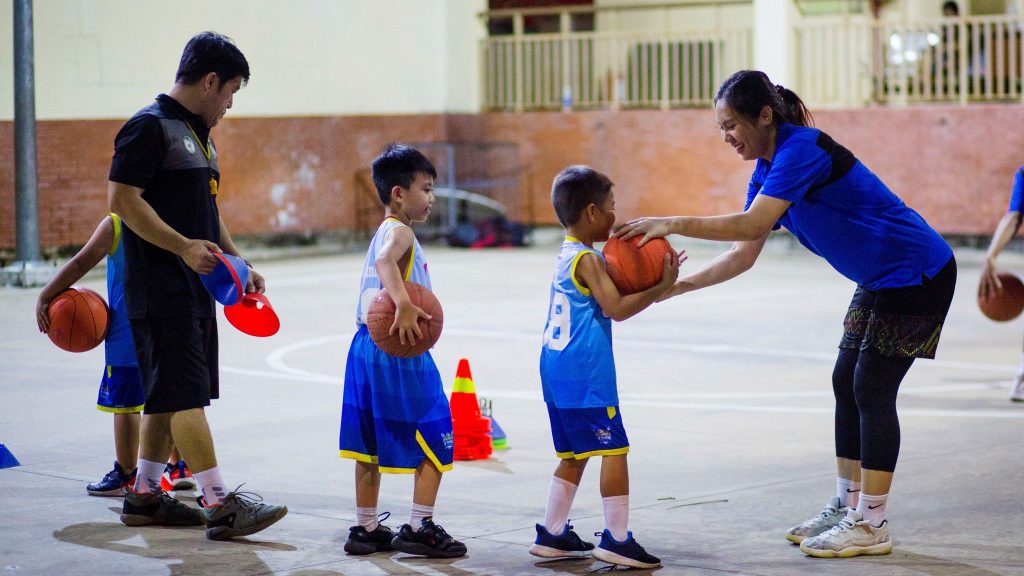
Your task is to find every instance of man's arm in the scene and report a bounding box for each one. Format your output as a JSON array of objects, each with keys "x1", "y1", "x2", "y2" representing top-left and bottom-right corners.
[{"x1": 108, "y1": 180, "x2": 221, "y2": 275}]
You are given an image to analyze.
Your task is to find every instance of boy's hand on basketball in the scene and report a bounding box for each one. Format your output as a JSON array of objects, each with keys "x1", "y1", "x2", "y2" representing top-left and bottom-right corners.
[
  {"x1": 615, "y1": 217, "x2": 673, "y2": 246},
  {"x1": 35, "y1": 297, "x2": 50, "y2": 333},
  {"x1": 978, "y1": 260, "x2": 1002, "y2": 300},
  {"x1": 658, "y1": 252, "x2": 680, "y2": 288},
  {"x1": 181, "y1": 240, "x2": 222, "y2": 275},
  {"x1": 391, "y1": 302, "x2": 430, "y2": 345}
]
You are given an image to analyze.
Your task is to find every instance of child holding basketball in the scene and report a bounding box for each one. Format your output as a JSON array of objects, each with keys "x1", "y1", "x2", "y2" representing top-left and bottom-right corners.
[
  {"x1": 531, "y1": 166, "x2": 679, "y2": 569},
  {"x1": 338, "y1": 144, "x2": 466, "y2": 558},
  {"x1": 36, "y1": 214, "x2": 195, "y2": 497}
]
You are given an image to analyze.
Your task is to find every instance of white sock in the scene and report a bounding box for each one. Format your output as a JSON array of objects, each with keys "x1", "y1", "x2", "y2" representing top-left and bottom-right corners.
[
  {"x1": 193, "y1": 466, "x2": 227, "y2": 506},
  {"x1": 133, "y1": 459, "x2": 164, "y2": 494},
  {"x1": 356, "y1": 506, "x2": 378, "y2": 531},
  {"x1": 855, "y1": 492, "x2": 888, "y2": 527},
  {"x1": 837, "y1": 477, "x2": 861, "y2": 508},
  {"x1": 602, "y1": 495, "x2": 629, "y2": 541},
  {"x1": 543, "y1": 476, "x2": 578, "y2": 535},
  {"x1": 409, "y1": 503, "x2": 433, "y2": 528},
  {"x1": 1018, "y1": 353, "x2": 1024, "y2": 376}
]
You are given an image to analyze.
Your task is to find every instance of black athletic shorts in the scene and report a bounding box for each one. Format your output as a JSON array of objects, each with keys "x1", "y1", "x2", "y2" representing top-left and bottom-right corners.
[
  {"x1": 839, "y1": 256, "x2": 957, "y2": 359},
  {"x1": 130, "y1": 316, "x2": 219, "y2": 414}
]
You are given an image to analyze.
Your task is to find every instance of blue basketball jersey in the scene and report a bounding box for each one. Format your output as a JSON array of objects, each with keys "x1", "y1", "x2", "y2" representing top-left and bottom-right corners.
[
  {"x1": 105, "y1": 214, "x2": 137, "y2": 367},
  {"x1": 539, "y1": 237, "x2": 617, "y2": 408},
  {"x1": 355, "y1": 217, "x2": 431, "y2": 327},
  {"x1": 1008, "y1": 166, "x2": 1024, "y2": 213}
]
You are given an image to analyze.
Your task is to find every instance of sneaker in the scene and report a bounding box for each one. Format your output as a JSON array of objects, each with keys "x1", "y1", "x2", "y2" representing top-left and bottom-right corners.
[
  {"x1": 202, "y1": 487, "x2": 288, "y2": 541},
  {"x1": 344, "y1": 511, "x2": 395, "y2": 555},
  {"x1": 1010, "y1": 374, "x2": 1024, "y2": 403},
  {"x1": 800, "y1": 508, "x2": 893, "y2": 558},
  {"x1": 120, "y1": 488, "x2": 204, "y2": 526},
  {"x1": 785, "y1": 496, "x2": 847, "y2": 544},
  {"x1": 87, "y1": 461, "x2": 136, "y2": 497},
  {"x1": 159, "y1": 461, "x2": 196, "y2": 492},
  {"x1": 529, "y1": 522, "x2": 594, "y2": 558},
  {"x1": 592, "y1": 529, "x2": 661, "y2": 569},
  {"x1": 391, "y1": 518, "x2": 467, "y2": 558}
]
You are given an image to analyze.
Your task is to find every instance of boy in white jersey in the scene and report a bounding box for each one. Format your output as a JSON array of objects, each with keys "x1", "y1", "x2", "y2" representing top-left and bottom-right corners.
[
  {"x1": 531, "y1": 166, "x2": 680, "y2": 569},
  {"x1": 339, "y1": 144, "x2": 466, "y2": 559}
]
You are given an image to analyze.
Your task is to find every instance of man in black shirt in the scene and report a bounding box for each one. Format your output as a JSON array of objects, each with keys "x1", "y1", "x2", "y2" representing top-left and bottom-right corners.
[{"x1": 109, "y1": 31, "x2": 286, "y2": 540}]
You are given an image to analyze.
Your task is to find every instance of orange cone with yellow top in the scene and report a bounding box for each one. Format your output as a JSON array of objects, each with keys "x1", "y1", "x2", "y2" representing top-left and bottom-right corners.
[{"x1": 449, "y1": 358, "x2": 493, "y2": 460}]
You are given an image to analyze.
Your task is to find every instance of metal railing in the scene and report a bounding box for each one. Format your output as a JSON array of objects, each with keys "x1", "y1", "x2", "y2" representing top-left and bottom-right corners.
[{"x1": 796, "y1": 13, "x2": 1024, "y2": 106}]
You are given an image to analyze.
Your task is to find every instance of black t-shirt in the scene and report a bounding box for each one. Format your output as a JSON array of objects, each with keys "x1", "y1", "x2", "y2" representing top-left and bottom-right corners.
[{"x1": 109, "y1": 94, "x2": 221, "y2": 319}]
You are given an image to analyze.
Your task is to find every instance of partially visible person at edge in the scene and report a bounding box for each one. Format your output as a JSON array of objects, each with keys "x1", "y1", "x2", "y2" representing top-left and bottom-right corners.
[
  {"x1": 979, "y1": 165, "x2": 1024, "y2": 402},
  {"x1": 108, "y1": 31, "x2": 287, "y2": 540},
  {"x1": 616, "y1": 70, "x2": 956, "y2": 559}
]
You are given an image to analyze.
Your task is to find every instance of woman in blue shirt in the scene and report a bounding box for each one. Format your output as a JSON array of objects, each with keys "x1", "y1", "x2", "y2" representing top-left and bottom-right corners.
[{"x1": 617, "y1": 70, "x2": 956, "y2": 559}]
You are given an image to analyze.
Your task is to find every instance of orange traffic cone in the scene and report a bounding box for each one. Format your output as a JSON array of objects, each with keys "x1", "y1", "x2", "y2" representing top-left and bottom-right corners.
[{"x1": 450, "y1": 358, "x2": 492, "y2": 460}]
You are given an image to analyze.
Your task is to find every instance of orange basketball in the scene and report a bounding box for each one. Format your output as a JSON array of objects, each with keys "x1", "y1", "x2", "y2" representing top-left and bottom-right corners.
[
  {"x1": 603, "y1": 236, "x2": 676, "y2": 295},
  {"x1": 979, "y1": 272, "x2": 1024, "y2": 322},
  {"x1": 47, "y1": 287, "x2": 109, "y2": 352},
  {"x1": 366, "y1": 281, "x2": 444, "y2": 358}
]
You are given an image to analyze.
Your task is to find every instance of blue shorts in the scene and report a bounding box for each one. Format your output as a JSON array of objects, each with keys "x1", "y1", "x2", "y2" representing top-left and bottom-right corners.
[
  {"x1": 339, "y1": 325, "x2": 454, "y2": 474},
  {"x1": 97, "y1": 365, "x2": 145, "y2": 413},
  {"x1": 546, "y1": 402, "x2": 629, "y2": 460}
]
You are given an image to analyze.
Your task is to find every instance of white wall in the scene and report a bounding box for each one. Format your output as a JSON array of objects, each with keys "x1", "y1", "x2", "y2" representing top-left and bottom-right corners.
[{"x1": 0, "y1": 0, "x2": 485, "y2": 120}]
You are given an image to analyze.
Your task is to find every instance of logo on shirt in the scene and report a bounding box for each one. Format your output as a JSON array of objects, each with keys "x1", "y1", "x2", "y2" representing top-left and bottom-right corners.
[
  {"x1": 183, "y1": 135, "x2": 196, "y2": 154},
  {"x1": 441, "y1": 431, "x2": 454, "y2": 450}
]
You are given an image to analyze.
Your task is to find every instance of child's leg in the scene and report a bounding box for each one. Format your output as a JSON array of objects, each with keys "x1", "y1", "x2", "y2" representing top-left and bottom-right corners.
[
  {"x1": 544, "y1": 457, "x2": 587, "y2": 533},
  {"x1": 410, "y1": 458, "x2": 441, "y2": 526},
  {"x1": 113, "y1": 412, "x2": 140, "y2": 471},
  {"x1": 355, "y1": 461, "x2": 382, "y2": 529},
  {"x1": 600, "y1": 454, "x2": 629, "y2": 541}
]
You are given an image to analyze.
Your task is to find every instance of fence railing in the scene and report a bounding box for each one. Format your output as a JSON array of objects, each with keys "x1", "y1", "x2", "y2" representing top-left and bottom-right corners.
[{"x1": 796, "y1": 13, "x2": 1024, "y2": 106}]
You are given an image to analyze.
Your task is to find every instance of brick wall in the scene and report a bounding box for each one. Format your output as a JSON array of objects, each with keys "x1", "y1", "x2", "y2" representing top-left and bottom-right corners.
[{"x1": 2, "y1": 105, "x2": 1021, "y2": 250}]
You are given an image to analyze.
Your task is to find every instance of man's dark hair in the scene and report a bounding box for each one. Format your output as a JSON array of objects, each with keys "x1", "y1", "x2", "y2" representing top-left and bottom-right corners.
[
  {"x1": 176, "y1": 32, "x2": 250, "y2": 86},
  {"x1": 551, "y1": 165, "x2": 613, "y2": 227},
  {"x1": 371, "y1": 144, "x2": 438, "y2": 205}
]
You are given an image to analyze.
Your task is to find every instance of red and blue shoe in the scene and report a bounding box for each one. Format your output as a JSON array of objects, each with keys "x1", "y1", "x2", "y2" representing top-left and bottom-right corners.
[{"x1": 159, "y1": 460, "x2": 195, "y2": 492}]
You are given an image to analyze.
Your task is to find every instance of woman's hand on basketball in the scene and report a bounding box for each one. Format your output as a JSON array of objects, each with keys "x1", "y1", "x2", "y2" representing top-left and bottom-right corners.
[
  {"x1": 614, "y1": 217, "x2": 674, "y2": 246},
  {"x1": 35, "y1": 297, "x2": 50, "y2": 333},
  {"x1": 978, "y1": 259, "x2": 1003, "y2": 300},
  {"x1": 391, "y1": 302, "x2": 431, "y2": 345}
]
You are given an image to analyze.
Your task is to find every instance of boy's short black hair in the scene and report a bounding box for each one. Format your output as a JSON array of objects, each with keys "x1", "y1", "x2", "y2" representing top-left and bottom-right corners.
[
  {"x1": 551, "y1": 165, "x2": 613, "y2": 227},
  {"x1": 371, "y1": 144, "x2": 438, "y2": 206},
  {"x1": 176, "y1": 32, "x2": 250, "y2": 86}
]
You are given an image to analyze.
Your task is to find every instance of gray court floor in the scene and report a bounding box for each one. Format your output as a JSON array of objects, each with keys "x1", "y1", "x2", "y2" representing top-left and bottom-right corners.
[{"x1": 1, "y1": 235, "x2": 1022, "y2": 575}]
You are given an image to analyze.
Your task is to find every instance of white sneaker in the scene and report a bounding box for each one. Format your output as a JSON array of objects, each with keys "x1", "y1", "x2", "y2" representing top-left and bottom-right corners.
[
  {"x1": 1010, "y1": 374, "x2": 1024, "y2": 403},
  {"x1": 799, "y1": 508, "x2": 893, "y2": 558},
  {"x1": 784, "y1": 496, "x2": 847, "y2": 544}
]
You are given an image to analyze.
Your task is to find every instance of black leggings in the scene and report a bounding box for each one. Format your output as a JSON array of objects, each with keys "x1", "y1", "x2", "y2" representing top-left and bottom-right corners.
[{"x1": 833, "y1": 347, "x2": 914, "y2": 472}]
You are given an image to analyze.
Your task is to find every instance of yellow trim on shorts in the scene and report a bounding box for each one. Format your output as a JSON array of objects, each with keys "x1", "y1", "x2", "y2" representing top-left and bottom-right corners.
[
  {"x1": 97, "y1": 404, "x2": 143, "y2": 414},
  {"x1": 109, "y1": 213, "x2": 122, "y2": 256},
  {"x1": 569, "y1": 247, "x2": 594, "y2": 297},
  {"x1": 339, "y1": 450, "x2": 378, "y2": 464},
  {"x1": 557, "y1": 446, "x2": 630, "y2": 460},
  {"x1": 607, "y1": 406, "x2": 617, "y2": 419},
  {"x1": 416, "y1": 430, "x2": 453, "y2": 473}
]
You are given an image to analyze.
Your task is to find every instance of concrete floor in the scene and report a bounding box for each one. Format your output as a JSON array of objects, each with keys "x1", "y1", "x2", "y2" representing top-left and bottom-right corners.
[{"x1": 1, "y1": 237, "x2": 1022, "y2": 575}]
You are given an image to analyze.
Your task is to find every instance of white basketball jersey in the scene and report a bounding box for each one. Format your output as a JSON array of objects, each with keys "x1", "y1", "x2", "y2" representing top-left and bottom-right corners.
[{"x1": 355, "y1": 217, "x2": 432, "y2": 326}]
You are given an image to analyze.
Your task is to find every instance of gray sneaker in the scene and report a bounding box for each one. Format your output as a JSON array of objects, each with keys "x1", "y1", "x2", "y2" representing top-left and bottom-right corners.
[
  {"x1": 784, "y1": 496, "x2": 847, "y2": 543},
  {"x1": 800, "y1": 508, "x2": 893, "y2": 558},
  {"x1": 202, "y1": 488, "x2": 288, "y2": 540},
  {"x1": 120, "y1": 489, "x2": 204, "y2": 526}
]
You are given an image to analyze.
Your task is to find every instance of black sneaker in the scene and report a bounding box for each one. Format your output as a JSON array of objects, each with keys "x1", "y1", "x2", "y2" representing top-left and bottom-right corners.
[
  {"x1": 87, "y1": 461, "x2": 136, "y2": 497},
  {"x1": 344, "y1": 511, "x2": 395, "y2": 555},
  {"x1": 120, "y1": 489, "x2": 204, "y2": 526},
  {"x1": 391, "y1": 517, "x2": 467, "y2": 558},
  {"x1": 592, "y1": 529, "x2": 660, "y2": 569},
  {"x1": 202, "y1": 487, "x2": 288, "y2": 541},
  {"x1": 529, "y1": 522, "x2": 594, "y2": 558}
]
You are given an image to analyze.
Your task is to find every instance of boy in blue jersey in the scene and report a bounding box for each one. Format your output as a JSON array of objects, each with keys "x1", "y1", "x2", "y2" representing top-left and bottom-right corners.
[
  {"x1": 36, "y1": 214, "x2": 195, "y2": 497},
  {"x1": 338, "y1": 144, "x2": 466, "y2": 559},
  {"x1": 531, "y1": 166, "x2": 679, "y2": 569},
  {"x1": 979, "y1": 165, "x2": 1024, "y2": 402}
]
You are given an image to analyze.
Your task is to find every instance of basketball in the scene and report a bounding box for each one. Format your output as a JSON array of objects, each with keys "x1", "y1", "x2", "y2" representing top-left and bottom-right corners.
[
  {"x1": 46, "y1": 287, "x2": 109, "y2": 352},
  {"x1": 979, "y1": 272, "x2": 1024, "y2": 322},
  {"x1": 366, "y1": 281, "x2": 444, "y2": 358},
  {"x1": 603, "y1": 236, "x2": 676, "y2": 295}
]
